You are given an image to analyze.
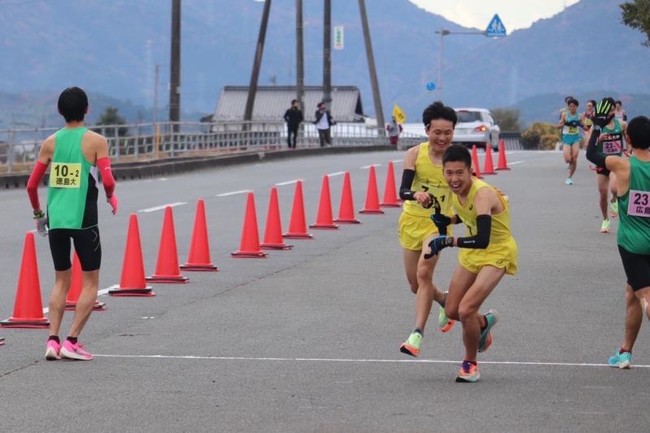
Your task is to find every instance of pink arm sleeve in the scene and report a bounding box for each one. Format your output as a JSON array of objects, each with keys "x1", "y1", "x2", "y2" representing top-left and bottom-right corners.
[
  {"x1": 96, "y1": 157, "x2": 116, "y2": 198},
  {"x1": 26, "y1": 161, "x2": 48, "y2": 210}
]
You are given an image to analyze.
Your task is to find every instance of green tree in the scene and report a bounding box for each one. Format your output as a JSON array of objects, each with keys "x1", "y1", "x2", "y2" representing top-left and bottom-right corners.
[
  {"x1": 490, "y1": 108, "x2": 522, "y2": 132},
  {"x1": 521, "y1": 122, "x2": 560, "y2": 150},
  {"x1": 621, "y1": 0, "x2": 650, "y2": 46},
  {"x1": 94, "y1": 106, "x2": 129, "y2": 137}
]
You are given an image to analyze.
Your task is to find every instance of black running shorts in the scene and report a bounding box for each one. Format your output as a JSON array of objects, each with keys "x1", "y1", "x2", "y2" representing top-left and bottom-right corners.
[
  {"x1": 48, "y1": 227, "x2": 102, "y2": 272},
  {"x1": 618, "y1": 244, "x2": 650, "y2": 292}
]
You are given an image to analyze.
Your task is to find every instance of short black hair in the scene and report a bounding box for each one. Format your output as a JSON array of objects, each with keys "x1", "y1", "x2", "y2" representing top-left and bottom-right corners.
[
  {"x1": 443, "y1": 144, "x2": 472, "y2": 168},
  {"x1": 291, "y1": 99, "x2": 298, "y2": 104},
  {"x1": 57, "y1": 87, "x2": 88, "y2": 122},
  {"x1": 565, "y1": 96, "x2": 574, "y2": 103},
  {"x1": 422, "y1": 101, "x2": 457, "y2": 128},
  {"x1": 627, "y1": 116, "x2": 650, "y2": 150},
  {"x1": 567, "y1": 98, "x2": 579, "y2": 107}
]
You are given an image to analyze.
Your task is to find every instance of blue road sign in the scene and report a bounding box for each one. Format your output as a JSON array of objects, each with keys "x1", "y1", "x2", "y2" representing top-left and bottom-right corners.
[
  {"x1": 426, "y1": 82, "x2": 436, "y2": 91},
  {"x1": 486, "y1": 14, "x2": 506, "y2": 37}
]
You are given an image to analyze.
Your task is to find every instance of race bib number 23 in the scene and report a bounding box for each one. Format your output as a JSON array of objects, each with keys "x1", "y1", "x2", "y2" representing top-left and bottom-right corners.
[
  {"x1": 628, "y1": 190, "x2": 650, "y2": 217},
  {"x1": 49, "y1": 162, "x2": 81, "y2": 188}
]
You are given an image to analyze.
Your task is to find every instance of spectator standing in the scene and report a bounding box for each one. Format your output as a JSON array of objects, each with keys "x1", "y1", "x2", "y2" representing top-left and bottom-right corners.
[
  {"x1": 386, "y1": 116, "x2": 403, "y2": 146},
  {"x1": 314, "y1": 102, "x2": 335, "y2": 147},
  {"x1": 283, "y1": 99, "x2": 303, "y2": 149}
]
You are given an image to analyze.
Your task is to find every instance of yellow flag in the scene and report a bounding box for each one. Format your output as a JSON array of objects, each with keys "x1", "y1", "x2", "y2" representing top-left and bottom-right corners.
[{"x1": 392, "y1": 104, "x2": 406, "y2": 124}]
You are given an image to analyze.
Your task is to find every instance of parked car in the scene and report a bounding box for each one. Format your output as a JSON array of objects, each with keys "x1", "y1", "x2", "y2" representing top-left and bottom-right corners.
[{"x1": 452, "y1": 108, "x2": 500, "y2": 151}]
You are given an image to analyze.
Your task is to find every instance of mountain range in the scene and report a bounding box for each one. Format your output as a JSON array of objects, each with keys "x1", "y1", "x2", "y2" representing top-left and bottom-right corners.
[{"x1": 0, "y1": 0, "x2": 648, "y2": 129}]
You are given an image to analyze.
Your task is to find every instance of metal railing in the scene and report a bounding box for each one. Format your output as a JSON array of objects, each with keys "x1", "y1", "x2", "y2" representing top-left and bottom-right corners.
[{"x1": 0, "y1": 120, "x2": 394, "y2": 174}]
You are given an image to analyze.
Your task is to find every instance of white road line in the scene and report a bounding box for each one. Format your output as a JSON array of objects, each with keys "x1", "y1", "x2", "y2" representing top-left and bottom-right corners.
[
  {"x1": 328, "y1": 171, "x2": 345, "y2": 177},
  {"x1": 42, "y1": 286, "x2": 115, "y2": 314},
  {"x1": 138, "y1": 202, "x2": 187, "y2": 213},
  {"x1": 275, "y1": 180, "x2": 300, "y2": 186},
  {"x1": 216, "y1": 189, "x2": 252, "y2": 197},
  {"x1": 508, "y1": 160, "x2": 525, "y2": 165},
  {"x1": 90, "y1": 354, "x2": 650, "y2": 368},
  {"x1": 361, "y1": 164, "x2": 381, "y2": 169}
]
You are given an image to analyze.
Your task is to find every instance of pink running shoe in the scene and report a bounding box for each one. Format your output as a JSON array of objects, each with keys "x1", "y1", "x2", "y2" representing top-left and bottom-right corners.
[
  {"x1": 45, "y1": 339, "x2": 61, "y2": 360},
  {"x1": 60, "y1": 340, "x2": 93, "y2": 361}
]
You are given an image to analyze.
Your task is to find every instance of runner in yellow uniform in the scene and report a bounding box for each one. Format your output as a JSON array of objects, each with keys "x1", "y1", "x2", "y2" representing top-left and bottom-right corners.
[
  {"x1": 427, "y1": 144, "x2": 518, "y2": 382},
  {"x1": 398, "y1": 101, "x2": 456, "y2": 358}
]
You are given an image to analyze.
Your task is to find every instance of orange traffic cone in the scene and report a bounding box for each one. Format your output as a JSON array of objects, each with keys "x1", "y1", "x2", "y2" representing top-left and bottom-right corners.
[
  {"x1": 261, "y1": 187, "x2": 293, "y2": 250},
  {"x1": 380, "y1": 161, "x2": 401, "y2": 207},
  {"x1": 496, "y1": 139, "x2": 511, "y2": 170},
  {"x1": 335, "y1": 172, "x2": 360, "y2": 224},
  {"x1": 483, "y1": 145, "x2": 497, "y2": 175},
  {"x1": 471, "y1": 145, "x2": 484, "y2": 179},
  {"x1": 147, "y1": 206, "x2": 190, "y2": 283},
  {"x1": 181, "y1": 199, "x2": 219, "y2": 271},
  {"x1": 110, "y1": 214, "x2": 155, "y2": 296},
  {"x1": 284, "y1": 180, "x2": 313, "y2": 239},
  {"x1": 360, "y1": 165, "x2": 385, "y2": 214},
  {"x1": 66, "y1": 252, "x2": 106, "y2": 310},
  {"x1": 310, "y1": 175, "x2": 339, "y2": 229},
  {"x1": 232, "y1": 192, "x2": 268, "y2": 257},
  {"x1": 0, "y1": 232, "x2": 49, "y2": 328}
]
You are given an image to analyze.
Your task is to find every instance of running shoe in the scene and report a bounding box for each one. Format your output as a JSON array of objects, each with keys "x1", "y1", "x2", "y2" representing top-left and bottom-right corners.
[
  {"x1": 565, "y1": 177, "x2": 573, "y2": 185},
  {"x1": 478, "y1": 309, "x2": 498, "y2": 353},
  {"x1": 438, "y1": 305, "x2": 455, "y2": 333},
  {"x1": 600, "y1": 219, "x2": 610, "y2": 233},
  {"x1": 44, "y1": 339, "x2": 61, "y2": 361},
  {"x1": 610, "y1": 200, "x2": 619, "y2": 218},
  {"x1": 400, "y1": 331, "x2": 422, "y2": 357},
  {"x1": 60, "y1": 340, "x2": 93, "y2": 361},
  {"x1": 455, "y1": 360, "x2": 480, "y2": 383},
  {"x1": 608, "y1": 350, "x2": 632, "y2": 369}
]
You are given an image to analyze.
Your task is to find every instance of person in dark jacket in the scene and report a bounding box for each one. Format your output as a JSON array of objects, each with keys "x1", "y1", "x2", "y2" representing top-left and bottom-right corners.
[
  {"x1": 314, "y1": 102, "x2": 335, "y2": 147},
  {"x1": 283, "y1": 99, "x2": 303, "y2": 149}
]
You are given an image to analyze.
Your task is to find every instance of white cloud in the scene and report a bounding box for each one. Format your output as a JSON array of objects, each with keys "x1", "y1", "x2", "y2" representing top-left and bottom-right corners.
[{"x1": 409, "y1": 0, "x2": 580, "y2": 31}]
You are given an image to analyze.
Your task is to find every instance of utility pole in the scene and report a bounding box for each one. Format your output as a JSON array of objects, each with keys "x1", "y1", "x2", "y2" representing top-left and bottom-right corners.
[
  {"x1": 169, "y1": 0, "x2": 181, "y2": 131},
  {"x1": 244, "y1": 0, "x2": 272, "y2": 121},
  {"x1": 322, "y1": 0, "x2": 332, "y2": 105},
  {"x1": 358, "y1": 0, "x2": 385, "y2": 134},
  {"x1": 296, "y1": 0, "x2": 305, "y2": 115}
]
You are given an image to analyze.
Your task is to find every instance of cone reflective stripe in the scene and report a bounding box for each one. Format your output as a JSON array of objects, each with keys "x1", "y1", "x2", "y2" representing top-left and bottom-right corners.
[
  {"x1": 380, "y1": 161, "x2": 401, "y2": 207},
  {"x1": 181, "y1": 199, "x2": 219, "y2": 271},
  {"x1": 283, "y1": 180, "x2": 313, "y2": 239},
  {"x1": 232, "y1": 192, "x2": 268, "y2": 257},
  {"x1": 310, "y1": 175, "x2": 339, "y2": 229},
  {"x1": 66, "y1": 252, "x2": 106, "y2": 310},
  {"x1": 261, "y1": 187, "x2": 293, "y2": 250},
  {"x1": 496, "y1": 139, "x2": 511, "y2": 170},
  {"x1": 110, "y1": 214, "x2": 155, "y2": 296},
  {"x1": 360, "y1": 165, "x2": 384, "y2": 214},
  {"x1": 483, "y1": 145, "x2": 497, "y2": 175},
  {"x1": 471, "y1": 145, "x2": 484, "y2": 179},
  {"x1": 147, "y1": 206, "x2": 190, "y2": 282},
  {"x1": 0, "y1": 232, "x2": 49, "y2": 328},
  {"x1": 334, "y1": 171, "x2": 361, "y2": 224}
]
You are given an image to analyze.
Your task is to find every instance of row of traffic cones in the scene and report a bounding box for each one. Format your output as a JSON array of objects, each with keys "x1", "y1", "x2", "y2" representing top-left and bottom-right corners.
[
  {"x1": 470, "y1": 140, "x2": 511, "y2": 178},
  {"x1": 0, "y1": 155, "x2": 487, "y2": 327}
]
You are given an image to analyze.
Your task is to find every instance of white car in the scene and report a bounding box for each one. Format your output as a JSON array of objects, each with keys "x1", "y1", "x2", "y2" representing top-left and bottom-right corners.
[{"x1": 452, "y1": 108, "x2": 500, "y2": 151}]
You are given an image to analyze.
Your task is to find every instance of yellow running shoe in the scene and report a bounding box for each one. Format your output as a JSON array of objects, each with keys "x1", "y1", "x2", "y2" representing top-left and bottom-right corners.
[
  {"x1": 600, "y1": 219, "x2": 611, "y2": 233},
  {"x1": 610, "y1": 200, "x2": 618, "y2": 218},
  {"x1": 400, "y1": 331, "x2": 422, "y2": 357}
]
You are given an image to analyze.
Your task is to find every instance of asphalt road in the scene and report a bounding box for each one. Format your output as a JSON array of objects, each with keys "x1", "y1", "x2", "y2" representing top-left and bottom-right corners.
[{"x1": 0, "y1": 148, "x2": 648, "y2": 433}]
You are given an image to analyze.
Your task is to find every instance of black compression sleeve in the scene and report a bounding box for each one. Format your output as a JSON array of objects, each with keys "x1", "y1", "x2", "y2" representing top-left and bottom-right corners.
[
  {"x1": 586, "y1": 127, "x2": 607, "y2": 168},
  {"x1": 457, "y1": 214, "x2": 491, "y2": 249},
  {"x1": 399, "y1": 169, "x2": 416, "y2": 200}
]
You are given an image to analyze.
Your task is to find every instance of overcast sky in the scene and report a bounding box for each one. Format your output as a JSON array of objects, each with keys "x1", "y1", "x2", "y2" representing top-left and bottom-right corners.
[{"x1": 409, "y1": 0, "x2": 580, "y2": 31}]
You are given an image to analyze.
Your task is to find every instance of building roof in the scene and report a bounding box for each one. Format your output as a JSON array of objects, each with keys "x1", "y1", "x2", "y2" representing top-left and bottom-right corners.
[{"x1": 213, "y1": 85, "x2": 365, "y2": 122}]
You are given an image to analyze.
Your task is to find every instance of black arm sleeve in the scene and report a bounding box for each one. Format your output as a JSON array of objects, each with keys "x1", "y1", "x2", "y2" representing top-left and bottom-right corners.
[
  {"x1": 456, "y1": 214, "x2": 491, "y2": 249},
  {"x1": 585, "y1": 127, "x2": 607, "y2": 168},
  {"x1": 399, "y1": 169, "x2": 416, "y2": 200}
]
